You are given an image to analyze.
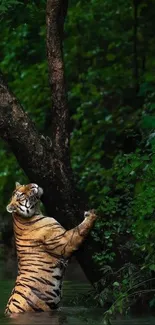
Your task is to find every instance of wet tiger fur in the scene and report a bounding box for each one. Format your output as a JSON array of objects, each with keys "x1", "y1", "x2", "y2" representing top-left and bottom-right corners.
[{"x1": 5, "y1": 182, "x2": 97, "y2": 315}]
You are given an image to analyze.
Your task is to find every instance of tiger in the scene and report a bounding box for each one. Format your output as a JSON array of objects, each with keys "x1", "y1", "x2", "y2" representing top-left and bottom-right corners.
[{"x1": 5, "y1": 182, "x2": 97, "y2": 315}]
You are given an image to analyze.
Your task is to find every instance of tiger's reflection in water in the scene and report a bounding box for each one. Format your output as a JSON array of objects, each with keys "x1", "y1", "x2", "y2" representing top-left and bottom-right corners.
[
  {"x1": 8, "y1": 310, "x2": 66, "y2": 325},
  {"x1": 5, "y1": 182, "x2": 97, "y2": 315}
]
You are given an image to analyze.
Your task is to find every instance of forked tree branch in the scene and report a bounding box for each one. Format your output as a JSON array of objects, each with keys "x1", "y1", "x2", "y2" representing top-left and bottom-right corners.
[
  {"x1": 46, "y1": 0, "x2": 69, "y2": 160},
  {"x1": 0, "y1": 2, "x2": 103, "y2": 285}
]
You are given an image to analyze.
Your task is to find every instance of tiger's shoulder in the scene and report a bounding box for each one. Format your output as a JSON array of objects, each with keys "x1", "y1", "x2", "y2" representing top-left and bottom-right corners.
[
  {"x1": 29, "y1": 214, "x2": 66, "y2": 238},
  {"x1": 29, "y1": 214, "x2": 64, "y2": 229}
]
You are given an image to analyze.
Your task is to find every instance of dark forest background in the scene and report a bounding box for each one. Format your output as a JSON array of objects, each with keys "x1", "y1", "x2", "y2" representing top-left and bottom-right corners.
[{"x1": 1, "y1": 0, "x2": 155, "y2": 317}]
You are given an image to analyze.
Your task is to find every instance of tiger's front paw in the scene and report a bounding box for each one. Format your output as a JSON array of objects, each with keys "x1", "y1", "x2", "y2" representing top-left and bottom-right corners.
[{"x1": 84, "y1": 209, "x2": 97, "y2": 221}]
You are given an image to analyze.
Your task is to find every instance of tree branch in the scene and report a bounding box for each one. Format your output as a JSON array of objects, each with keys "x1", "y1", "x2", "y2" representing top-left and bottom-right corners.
[
  {"x1": 0, "y1": 0, "x2": 103, "y2": 286},
  {"x1": 0, "y1": 73, "x2": 102, "y2": 285},
  {"x1": 46, "y1": 0, "x2": 69, "y2": 160},
  {"x1": 0, "y1": 73, "x2": 46, "y2": 172}
]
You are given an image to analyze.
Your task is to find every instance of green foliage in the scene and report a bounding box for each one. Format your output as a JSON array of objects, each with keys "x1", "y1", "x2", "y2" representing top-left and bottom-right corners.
[
  {"x1": 1, "y1": 0, "x2": 155, "y2": 318},
  {"x1": 0, "y1": 0, "x2": 22, "y2": 15},
  {"x1": 65, "y1": 0, "x2": 155, "y2": 316},
  {"x1": 0, "y1": 1, "x2": 48, "y2": 217}
]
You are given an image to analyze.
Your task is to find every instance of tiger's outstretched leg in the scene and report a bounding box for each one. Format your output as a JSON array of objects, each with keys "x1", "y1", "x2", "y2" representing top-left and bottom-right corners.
[
  {"x1": 56, "y1": 210, "x2": 97, "y2": 257},
  {"x1": 43, "y1": 210, "x2": 97, "y2": 258}
]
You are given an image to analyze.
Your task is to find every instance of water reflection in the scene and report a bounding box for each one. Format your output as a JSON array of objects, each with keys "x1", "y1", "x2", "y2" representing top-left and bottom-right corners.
[
  {"x1": 2, "y1": 308, "x2": 155, "y2": 325},
  {"x1": 4, "y1": 308, "x2": 103, "y2": 325},
  {"x1": 8, "y1": 310, "x2": 67, "y2": 325}
]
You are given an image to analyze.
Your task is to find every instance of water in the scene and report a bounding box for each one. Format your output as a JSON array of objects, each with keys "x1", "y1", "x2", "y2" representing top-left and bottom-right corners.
[
  {"x1": 1, "y1": 309, "x2": 155, "y2": 325},
  {"x1": 0, "y1": 279, "x2": 155, "y2": 324}
]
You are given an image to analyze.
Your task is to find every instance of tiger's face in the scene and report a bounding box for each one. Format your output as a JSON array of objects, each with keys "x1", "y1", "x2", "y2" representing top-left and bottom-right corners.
[{"x1": 6, "y1": 182, "x2": 43, "y2": 218}]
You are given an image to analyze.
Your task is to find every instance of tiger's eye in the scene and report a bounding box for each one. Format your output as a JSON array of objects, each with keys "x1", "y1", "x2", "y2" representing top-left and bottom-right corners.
[{"x1": 19, "y1": 193, "x2": 25, "y2": 199}]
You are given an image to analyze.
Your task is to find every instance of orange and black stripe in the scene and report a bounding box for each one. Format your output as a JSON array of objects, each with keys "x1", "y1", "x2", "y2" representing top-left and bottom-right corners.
[{"x1": 5, "y1": 183, "x2": 97, "y2": 314}]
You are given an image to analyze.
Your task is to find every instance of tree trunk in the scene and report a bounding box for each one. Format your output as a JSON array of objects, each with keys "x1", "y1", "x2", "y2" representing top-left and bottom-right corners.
[{"x1": 0, "y1": 0, "x2": 102, "y2": 285}]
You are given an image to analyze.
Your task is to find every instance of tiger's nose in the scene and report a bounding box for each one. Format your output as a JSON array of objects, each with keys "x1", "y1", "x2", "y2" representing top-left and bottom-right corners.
[{"x1": 6, "y1": 204, "x2": 16, "y2": 213}]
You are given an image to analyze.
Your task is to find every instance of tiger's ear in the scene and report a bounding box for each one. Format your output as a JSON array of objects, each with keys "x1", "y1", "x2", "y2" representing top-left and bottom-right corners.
[{"x1": 15, "y1": 182, "x2": 21, "y2": 189}]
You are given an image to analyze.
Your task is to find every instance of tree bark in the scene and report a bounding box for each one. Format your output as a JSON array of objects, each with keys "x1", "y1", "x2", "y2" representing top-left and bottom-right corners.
[
  {"x1": 0, "y1": 0, "x2": 102, "y2": 285},
  {"x1": 46, "y1": 0, "x2": 69, "y2": 161}
]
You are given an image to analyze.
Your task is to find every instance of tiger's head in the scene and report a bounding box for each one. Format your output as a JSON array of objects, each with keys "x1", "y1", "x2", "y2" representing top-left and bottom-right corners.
[{"x1": 6, "y1": 182, "x2": 43, "y2": 218}]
